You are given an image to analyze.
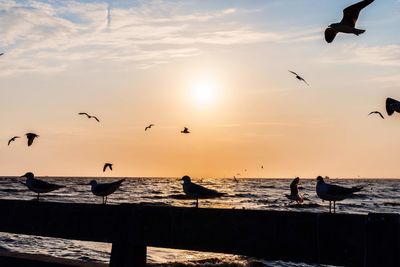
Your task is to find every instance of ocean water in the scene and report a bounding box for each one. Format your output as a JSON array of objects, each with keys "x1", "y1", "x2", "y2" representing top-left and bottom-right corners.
[{"x1": 0, "y1": 177, "x2": 399, "y2": 266}]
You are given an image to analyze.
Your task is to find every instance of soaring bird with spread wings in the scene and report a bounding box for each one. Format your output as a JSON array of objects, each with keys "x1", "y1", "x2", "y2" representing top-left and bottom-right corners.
[
  {"x1": 78, "y1": 112, "x2": 100, "y2": 122},
  {"x1": 325, "y1": 0, "x2": 375, "y2": 43}
]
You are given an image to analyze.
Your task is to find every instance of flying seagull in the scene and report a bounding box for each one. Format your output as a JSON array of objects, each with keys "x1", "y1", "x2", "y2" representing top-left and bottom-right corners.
[
  {"x1": 368, "y1": 111, "x2": 384, "y2": 119},
  {"x1": 8, "y1": 136, "x2": 20, "y2": 146},
  {"x1": 181, "y1": 175, "x2": 225, "y2": 208},
  {"x1": 285, "y1": 177, "x2": 304, "y2": 204},
  {"x1": 288, "y1": 71, "x2": 309, "y2": 86},
  {"x1": 145, "y1": 124, "x2": 154, "y2": 131},
  {"x1": 316, "y1": 176, "x2": 362, "y2": 213},
  {"x1": 386, "y1": 97, "x2": 400, "y2": 116},
  {"x1": 325, "y1": 0, "x2": 375, "y2": 43},
  {"x1": 181, "y1": 127, "x2": 190, "y2": 134},
  {"x1": 26, "y1": 133, "x2": 39, "y2": 146},
  {"x1": 20, "y1": 172, "x2": 64, "y2": 201},
  {"x1": 103, "y1": 163, "x2": 113, "y2": 172},
  {"x1": 78, "y1": 112, "x2": 100, "y2": 122},
  {"x1": 0, "y1": 53, "x2": 4, "y2": 56},
  {"x1": 89, "y1": 178, "x2": 125, "y2": 204}
]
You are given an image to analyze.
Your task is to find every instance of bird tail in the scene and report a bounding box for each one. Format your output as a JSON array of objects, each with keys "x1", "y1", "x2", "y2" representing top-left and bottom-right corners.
[
  {"x1": 351, "y1": 186, "x2": 363, "y2": 193},
  {"x1": 354, "y1": 29, "x2": 365, "y2": 36},
  {"x1": 117, "y1": 178, "x2": 126, "y2": 184}
]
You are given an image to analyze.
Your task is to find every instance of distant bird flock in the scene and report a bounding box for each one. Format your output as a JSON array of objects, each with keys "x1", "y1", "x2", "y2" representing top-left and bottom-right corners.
[{"x1": 1, "y1": 0, "x2": 389, "y2": 211}]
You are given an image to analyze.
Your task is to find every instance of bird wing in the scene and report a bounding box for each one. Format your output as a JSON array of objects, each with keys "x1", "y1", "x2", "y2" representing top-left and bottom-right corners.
[
  {"x1": 109, "y1": 164, "x2": 113, "y2": 171},
  {"x1": 0, "y1": 53, "x2": 4, "y2": 56},
  {"x1": 288, "y1": 70, "x2": 298, "y2": 76},
  {"x1": 187, "y1": 182, "x2": 222, "y2": 197},
  {"x1": 341, "y1": 0, "x2": 374, "y2": 27},
  {"x1": 8, "y1": 138, "x2": 13, "y2": 146},
  {"x1": 378, "y1": 112, "x2": 384, "y2": 119},
  {"x1": 145, "y1": 126, "x2": 149, "y2": 131},
  {"x1": 326, "y1": 183, "x2": 359, "y2": 196},
  {"x1": 103, "y1": 164, "x2": 107, "y2": 172},
  {"x1": 92, "y1": 116, "x2": 100, "y2": 122},
  {"x1": 27, "y1": 136, "x2": 34, "y2": 146},
  {"x1": 301, "y1": 78, "x2": 310, "y2": 86},
  {"x1": 31, "y1": 178, "x2": 63, "y2": 191},
  {"x1": 79, "y1": 112, "x2": 90, "y2": 117},
  {"x1": 386, "y1": 97, "x2": 400, "y2": 116},
  {"x1": 324, "y1": 27, "x2": 338, "y2": 43}
]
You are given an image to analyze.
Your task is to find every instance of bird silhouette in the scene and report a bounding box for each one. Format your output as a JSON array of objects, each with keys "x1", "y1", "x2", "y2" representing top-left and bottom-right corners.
[
  {"x1": 285, "y1": 177, "x2": 304, "y2": 204},
  {"x1": 181, "y1": 176, "x2": 225, "y2": 208},
  {"x1": 26, "y1": 133, "x2": 39, "y2": 146},
  {"x1": 103, "y1": 163, "x2": 113, "y2": 172},
  {"x1": 233, "y1": 176, "x2": 239, "y2": 183},
  {"x1": 145, "y1": 124, "x2": 154, "y2": 131},
  {"x1": 261, "y1": 165, "x2": 264, "y2": 169},
  {"x1": 78, "y1": 112, "x2": 100, "y2": 122},
  {"x1": 181, "y1": 127, "x2": 190, "y2": 134},
  {"x1": 20, "y1": 172, "x2": 64, "y2": 201},
  {"x1": 8, "y1": 136, "x2": 20, "y2": 146},
  {"x1": 325, "y1": 0, "x2": 375, "y2": 43},
  {"x1": 89, "y1": 178, "x2": 125, "y2": 204},
  {"x1": 316, "y1": 176, "x2": 362, "y2": 213},
  {"x1": 0, "y1": 53, "x2": 4, "y2": 56},
  {"x1": 368, "y1": 111, "x2": 384, "y2": 119},
  {"x1": 386, "y1": 97, "x2": 400, "y2": 116},
  {"x1": 289, "y1": 71, "x2": 309, "y2": 86}
]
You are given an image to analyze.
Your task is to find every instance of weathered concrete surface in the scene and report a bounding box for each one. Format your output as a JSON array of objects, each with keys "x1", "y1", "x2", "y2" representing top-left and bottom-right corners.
[{"x1": 0, "y1": 199, "x2": 398, "y2": 267}]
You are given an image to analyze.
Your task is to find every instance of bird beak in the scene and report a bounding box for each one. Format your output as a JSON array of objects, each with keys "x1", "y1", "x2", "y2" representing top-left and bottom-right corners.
[{"x1": 20, "y1": 175, "x2": 26, "y2": 178}]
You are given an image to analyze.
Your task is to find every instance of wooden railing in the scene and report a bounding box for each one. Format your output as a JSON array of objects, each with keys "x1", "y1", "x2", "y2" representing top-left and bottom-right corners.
[{"x1": 0, "y1": 200, "x2": 399, "y2": 267}]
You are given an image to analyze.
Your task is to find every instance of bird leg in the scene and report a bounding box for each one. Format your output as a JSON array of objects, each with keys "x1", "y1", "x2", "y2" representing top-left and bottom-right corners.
[
  {"x1": 105, "y1": 196, "x2": 108, "y2": 205},
  {"x1": 102, "y1": 196, "x2": 105, "y2": 205},
  {"x1": 196, "y1": 199, "x2": 199, "y2": 208},
  {"x1": 334, "y1": 201, "x2": 336, "y2": 214},
  {"x1": 329, "y1": 201, "x2": 332, "y2": 213},
  {"x1": 37, "y1": 193, "x2": 40, "y2": 201}
]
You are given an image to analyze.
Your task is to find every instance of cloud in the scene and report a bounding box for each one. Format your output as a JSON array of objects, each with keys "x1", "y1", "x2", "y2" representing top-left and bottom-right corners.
[
  {"x1": 319, "y1": 44, "x2": 400, "y2": 67},
  {"x1": 0, "y1": 0, "x2": 271, "y2": 75}
]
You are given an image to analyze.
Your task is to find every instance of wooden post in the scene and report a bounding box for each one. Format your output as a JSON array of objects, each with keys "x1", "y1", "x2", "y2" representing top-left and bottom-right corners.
[
  {"x1": 365, "y1": 213, "x2": 400, "y2": 267},
  {"x1": 109, "y1": 240, "x2": 146, "y2": 267}
]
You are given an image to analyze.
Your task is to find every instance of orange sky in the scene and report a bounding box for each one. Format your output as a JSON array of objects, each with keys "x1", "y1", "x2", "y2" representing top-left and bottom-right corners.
[{"x1": 1, "y1": 1, "x2": 400, "y2": 178}]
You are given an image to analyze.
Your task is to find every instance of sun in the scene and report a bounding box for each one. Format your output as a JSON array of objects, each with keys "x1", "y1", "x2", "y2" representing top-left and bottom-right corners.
[{"x1": 190, "y1": 79, "x2": 218, "y2": 107}]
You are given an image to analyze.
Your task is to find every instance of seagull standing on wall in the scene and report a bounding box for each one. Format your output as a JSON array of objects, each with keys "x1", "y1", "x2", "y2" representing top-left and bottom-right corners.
[
  {"x1": 89, "y1": 179, "x2": 125, "y2": 204},
  {"x1": 20, "y1": 172, "x2": 64, "y2": 201},
  {"x1": 316, "y1": 176, "x2": 362, "y2": 213},
  {"x1": 181, "y1": 176, "x2": 225, "y2": 208}
]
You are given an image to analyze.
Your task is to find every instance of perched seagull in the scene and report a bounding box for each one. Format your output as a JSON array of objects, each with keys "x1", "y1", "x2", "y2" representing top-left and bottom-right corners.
[
  {"x1": 181, "y1": 127, "x2": 190, "y2": 134},
  {"x1": 103, "y1": 163, "x2": 113, "y2": 172},
  {"x1": 26, "y1": 133, "x2": 39, "y2": 146},
  {"x1": 316, "y1": 176, "x2": 362, "y2": 213},
  {"x1": 78, "y1": 112, "x2": 100, "y2": 122},
  {"x1": 288, "y1": 71, "x2": 309, "y2": 86},
  {"x1": 325, "y1": 0, "x2": 375, "y2": 43},
  {"x1": 8, "y1": 136, "x2": 20, "y2": 146},
  {"x1": 89, "y1": 178, "x2": 125, "y2": 204},
  {"x1": 181, "y1": 175, "x2": 225, "y2": 208},
  {"x1": 386, "y1": 97, "x2": 400, "y2": 116},
  {"x1": 368, "y1": 111, "x2": 384, "y2": 119},
  {"x1": 285, "y1": 177, "x2": 303, "y2": 204},
  {"x1": 233, "y1": 176, "x2": 239, "y2": 183},
  {"x1": 145, "y1": 124, "x2": 154, "y2": 131},
  {"x1": 20, "y1": 172, "x2": 64, "y2": 201}
]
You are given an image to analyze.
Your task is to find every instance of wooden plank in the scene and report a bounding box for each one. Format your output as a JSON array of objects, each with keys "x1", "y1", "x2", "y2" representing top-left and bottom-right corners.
[{"x1": 0, "y1": 200, "x2": 398, "y2": 267}]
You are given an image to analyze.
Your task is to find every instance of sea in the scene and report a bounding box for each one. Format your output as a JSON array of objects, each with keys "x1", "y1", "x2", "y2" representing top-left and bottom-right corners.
[{"x1": 0, "y1": 177, "x2": 399, "y2": 267}]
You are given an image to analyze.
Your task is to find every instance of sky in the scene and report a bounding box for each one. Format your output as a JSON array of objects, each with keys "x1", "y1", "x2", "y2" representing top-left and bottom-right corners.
[{"x1": 0, "y1": 0, "x2": 399, "y2": 178}]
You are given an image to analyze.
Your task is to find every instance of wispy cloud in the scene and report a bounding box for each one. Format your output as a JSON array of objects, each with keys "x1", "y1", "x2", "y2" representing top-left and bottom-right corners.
[
  {"x1": 0, "y1": 1, "x2": 271, "y2": 75},
  {"x1": 319, "y1": 44, "x2": 400, "y2": 67}
]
